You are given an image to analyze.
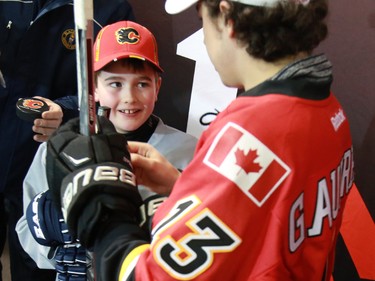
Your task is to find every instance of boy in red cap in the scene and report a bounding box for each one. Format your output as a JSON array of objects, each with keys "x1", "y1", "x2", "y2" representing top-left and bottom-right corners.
[{"x1": 16, "y1": 20, "x2": 197, "y2": 281}]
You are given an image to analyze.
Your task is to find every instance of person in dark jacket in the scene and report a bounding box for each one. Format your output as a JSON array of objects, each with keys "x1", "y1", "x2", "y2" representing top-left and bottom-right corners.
[{"x1": 0, "y1": 1, "x2": 135, "y2": 280}]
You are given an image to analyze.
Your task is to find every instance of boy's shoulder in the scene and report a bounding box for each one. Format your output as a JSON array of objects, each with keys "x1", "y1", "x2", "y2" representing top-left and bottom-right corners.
[{"x1": 154, "y1": 118, "x2": 197, "y2": 142}]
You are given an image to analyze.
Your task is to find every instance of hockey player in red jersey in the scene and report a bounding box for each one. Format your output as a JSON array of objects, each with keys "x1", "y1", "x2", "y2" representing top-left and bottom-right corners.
[{"x1": 46, "y1": 0, "x2": 354, "y2": 280}]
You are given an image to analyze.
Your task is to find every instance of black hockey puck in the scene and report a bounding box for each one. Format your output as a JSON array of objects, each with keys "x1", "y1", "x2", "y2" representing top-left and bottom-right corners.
[{"x1": 16, "y1": 97, "x2": 49, "y2": 122}]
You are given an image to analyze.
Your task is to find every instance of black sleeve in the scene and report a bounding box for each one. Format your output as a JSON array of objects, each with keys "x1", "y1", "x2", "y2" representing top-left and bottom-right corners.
[
  {"x1": 74, "y1": 193, "x2": 150, "y2": 281},
  {"x1": 54, "y1": 95, "x2": 79, "y2": 123},
  {"x1": 93, "y1": 223, "x2": 149, "y2": 281}
]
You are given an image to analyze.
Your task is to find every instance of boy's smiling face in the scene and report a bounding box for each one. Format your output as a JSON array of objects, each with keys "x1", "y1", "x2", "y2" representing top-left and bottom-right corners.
[{"x1": 95, "y1": 60, "x2": 161, "y2": 134}]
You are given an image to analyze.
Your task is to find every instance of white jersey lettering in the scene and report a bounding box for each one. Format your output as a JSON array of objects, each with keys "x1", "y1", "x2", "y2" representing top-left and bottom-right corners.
[
  {"x1": 289, "y1": 147, "x2": 354, "y2": 251},
  {"x1": 308, "y1": 179, "x2": 332, "y2": 237},
  {"x1": 289, "y1": 193, "x2": 305, "y2": 252}
]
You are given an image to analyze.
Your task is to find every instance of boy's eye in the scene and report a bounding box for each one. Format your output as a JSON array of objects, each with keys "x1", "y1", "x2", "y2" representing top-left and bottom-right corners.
[
  {"x1": 109, "y1": 82, "x2": 122, "y2": 88},
  {"x1": 138, "y1": 82, "x2": 149, "y2": 88}
]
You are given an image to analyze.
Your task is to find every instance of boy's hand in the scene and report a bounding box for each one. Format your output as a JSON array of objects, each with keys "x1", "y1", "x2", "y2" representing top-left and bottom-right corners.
[{"x1": 26, "y1": 190, "x2": 72, "y2": 246}]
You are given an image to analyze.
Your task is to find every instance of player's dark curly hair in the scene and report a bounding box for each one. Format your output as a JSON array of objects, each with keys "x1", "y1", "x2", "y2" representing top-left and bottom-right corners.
[{"x1": 202, "y1": 0, "x2": 328, "y2": 62}]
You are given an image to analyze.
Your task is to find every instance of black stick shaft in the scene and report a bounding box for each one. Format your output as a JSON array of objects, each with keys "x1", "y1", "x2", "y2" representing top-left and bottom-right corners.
[{"x1": 74, "y1": 0, "x2": 95, "y2": 136}]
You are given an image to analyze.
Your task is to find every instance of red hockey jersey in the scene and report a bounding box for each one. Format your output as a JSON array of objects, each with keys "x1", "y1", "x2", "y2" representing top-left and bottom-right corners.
[{"x1": 130, "y1": 79, "x2": 354, "y2": 281}]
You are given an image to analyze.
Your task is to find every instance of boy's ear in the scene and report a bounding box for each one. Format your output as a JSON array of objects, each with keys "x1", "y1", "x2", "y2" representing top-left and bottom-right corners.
[
  {"x1": 94, "y1": 89, "x2": 100, "y2": 102},
  {"x1": 156, "y1": 76, "x2": 162, "y2": 97}
]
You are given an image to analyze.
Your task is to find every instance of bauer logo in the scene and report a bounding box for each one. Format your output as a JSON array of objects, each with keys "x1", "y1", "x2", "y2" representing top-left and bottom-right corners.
[
  {"x1": 203, "y1": 122, "x2": 291, "y2": 206},
  {"x1": 61, "y1": 165, "x2": 136, "y2": 220}
]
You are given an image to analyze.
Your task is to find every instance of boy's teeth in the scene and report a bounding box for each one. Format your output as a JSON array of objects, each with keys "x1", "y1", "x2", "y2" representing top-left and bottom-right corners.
[{"x1": 121, "y1": 109, "x2": 137, "y2": 114}]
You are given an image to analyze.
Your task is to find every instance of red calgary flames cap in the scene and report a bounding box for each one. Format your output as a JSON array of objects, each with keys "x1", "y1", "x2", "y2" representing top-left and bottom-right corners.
[{"x1": 93, "y1": 21, "x2": 163, "y2": 72}]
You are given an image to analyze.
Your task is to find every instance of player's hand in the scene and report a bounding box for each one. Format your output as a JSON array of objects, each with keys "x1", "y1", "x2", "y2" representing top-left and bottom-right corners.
[
  {"x1": 128, "y1": 141, "x2": 181, "y2": 195},
  {"x1": 32, "y1": 96, "x2": 63, "y2": 142},
  {"x1": 46, "y1": 116, "x2": 142, "y2": 247},
  {"x1": 46, "y1": 116, "x2": 131, "y2": 205}
]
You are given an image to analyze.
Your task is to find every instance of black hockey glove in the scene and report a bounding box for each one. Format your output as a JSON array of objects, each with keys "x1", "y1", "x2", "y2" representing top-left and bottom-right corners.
[{"x1": 46, "y1": 116, "x2": 143, "y2": 248}]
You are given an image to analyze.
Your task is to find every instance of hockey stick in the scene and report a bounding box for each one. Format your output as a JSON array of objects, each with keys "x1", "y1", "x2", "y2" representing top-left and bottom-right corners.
[{"x1": 74, "y1": 0, "x2": 96, "y2": 136}]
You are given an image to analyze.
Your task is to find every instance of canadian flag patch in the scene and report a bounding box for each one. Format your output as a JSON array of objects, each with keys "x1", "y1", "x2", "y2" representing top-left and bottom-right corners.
[{"x1": 204, "y1": 122, "x2": 291, "y2": 207}]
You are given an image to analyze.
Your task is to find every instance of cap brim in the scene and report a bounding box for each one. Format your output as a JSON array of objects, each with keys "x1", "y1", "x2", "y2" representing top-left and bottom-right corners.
[{"x1": 165, "y1": 0, "x2": 199, "y2": 14}]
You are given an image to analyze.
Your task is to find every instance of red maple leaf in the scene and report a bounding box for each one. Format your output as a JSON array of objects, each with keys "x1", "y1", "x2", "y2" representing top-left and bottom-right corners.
[{"x1": 234, "y1": 148, "x2": 262, "y2": 174}]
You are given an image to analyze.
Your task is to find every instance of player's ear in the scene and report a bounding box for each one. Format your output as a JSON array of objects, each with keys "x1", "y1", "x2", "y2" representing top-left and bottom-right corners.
[
  {"x1": 219, "y1": 0, "x2": 235, "y2": 37},
  {"x1": 219, "y1": 0, "x2": 231, "y2": 15}
]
